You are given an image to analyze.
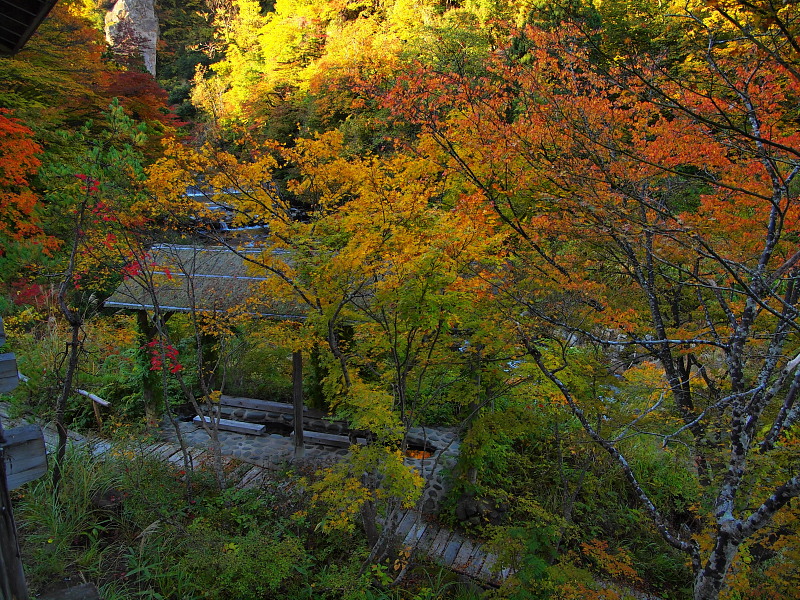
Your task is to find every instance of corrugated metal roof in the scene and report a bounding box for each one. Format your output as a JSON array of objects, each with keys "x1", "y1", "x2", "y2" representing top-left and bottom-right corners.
[{"x1": 104, "y1": 245, "x2": 306, "y2": 319}]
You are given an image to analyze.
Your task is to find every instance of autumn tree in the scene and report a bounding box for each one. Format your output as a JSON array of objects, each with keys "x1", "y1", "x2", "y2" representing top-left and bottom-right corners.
[
  {"x1": 1, "y1": 0, "x2": 110, "y2": 131},
  {"x1": 38, "y1": 100, "x2": 161, "y2": 491},
  {"x1": 383, "y1": 9, "x2": 800, "y2": 600},
  {"x1": 0, "y1": 111, "x2": 59, "y2": 285},
  {"x1": 0, "y1": 0, "x2": 178, "y2": 266},
  {"x1": 145, "y1": 129, "x2": 506, "y2": 555}
]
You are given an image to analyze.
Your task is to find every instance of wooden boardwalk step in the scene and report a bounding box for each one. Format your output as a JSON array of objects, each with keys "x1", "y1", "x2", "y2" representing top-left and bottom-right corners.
[
  {"x1": 395, "y1": 511, "x2": 421, "y2": 541},
  {"x1": 220, "y1": 396, "x2": 300, "y2": 413},
  {"x1": 428, "y1": 527, "x2": 453, "y2": 557},
  {"x1": 452, "y1": 539, "x2": 476, "y2": 572},
  {"x1": 416, "y1": 522, "x2": 440, "y2": 553},
  {"x1": 141, "y1": 442, "x2": 170, "y2": 457},
  {"x1": 403, "y1": 518, "x2": 428, "y2": 546},
  {"x1": 391, "y1": 509, "x2": 512, "y2": 585},
  {"x1": 460, "y1": 543, "x2": 488, "y2": 577},
  {"x1": 479, "y1": 553, "x2": 512, "y2": 584},
  {"x1": 152, "y1": 444, "x2": 182, "y2": 460},
  {"x1": 193, "y1": 415, "x2": 266, "y2": 435},
  {"x1": 290, "y1": 430, "x2": 365, "y2": 448},
  {"x1": 441, "y1": 536, "x2": 464, "y2": 565},
  {"x1": 236, "y1": 466, "x2": 264, "y2": 488}
]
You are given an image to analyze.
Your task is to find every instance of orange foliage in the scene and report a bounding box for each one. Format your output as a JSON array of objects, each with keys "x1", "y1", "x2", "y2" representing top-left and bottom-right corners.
[
  {"x1": 382, "y1": 22, "x2": 800, "y2": 345},
  {"x1": 0, "y1": 111, "x2": 58, "y2": 258}
]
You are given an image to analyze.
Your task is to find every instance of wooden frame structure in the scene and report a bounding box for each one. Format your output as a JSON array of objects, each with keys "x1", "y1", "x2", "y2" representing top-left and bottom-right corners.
[
  {"x1": 105, "y1": 245, "x2": 309, "y2": 457},
  {"x1": 0, "y1": 0, "x2": 60, "y2": 56}
]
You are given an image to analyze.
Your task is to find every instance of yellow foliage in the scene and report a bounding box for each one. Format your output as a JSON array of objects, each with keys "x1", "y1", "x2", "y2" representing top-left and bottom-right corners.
[{"x1": 310, "y1": 445, "x2": 423, "y2": 534}]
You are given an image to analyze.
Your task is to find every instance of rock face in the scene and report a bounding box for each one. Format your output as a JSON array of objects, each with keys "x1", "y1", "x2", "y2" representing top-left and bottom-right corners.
[{"x1": 105, "y1": 0, "x2": 158, "y2": 75}]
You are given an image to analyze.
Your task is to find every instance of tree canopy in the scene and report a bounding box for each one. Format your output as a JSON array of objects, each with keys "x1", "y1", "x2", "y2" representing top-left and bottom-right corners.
[{"x1": 5, "y1": 0, "x2": 800, "y2": 599}]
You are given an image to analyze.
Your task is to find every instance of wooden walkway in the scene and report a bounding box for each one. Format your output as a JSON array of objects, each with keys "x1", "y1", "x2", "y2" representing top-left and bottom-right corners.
[
  {"x1": 126, "y1": 440, "x2": 511, "y2": 585},
  {"x1": 394, "y1": 509, "x2": 511, "y2": 585},
  {"x1": 140, "y1": 442, "x2": 510, "y2": 583},
  {"x1": 17, "y1": 409, "x2": 510, "y2": 587}
]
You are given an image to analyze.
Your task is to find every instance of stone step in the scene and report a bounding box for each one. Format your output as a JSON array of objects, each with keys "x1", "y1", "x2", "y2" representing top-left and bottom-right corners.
[{"x1": 193, "y1": 415, "x2": 266, "y2": 435}]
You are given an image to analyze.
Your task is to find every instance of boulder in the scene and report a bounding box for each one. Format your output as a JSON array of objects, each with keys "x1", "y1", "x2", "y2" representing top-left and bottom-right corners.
[{"x1": 455, "y1": 493, "x2": 507, "y2": 525}]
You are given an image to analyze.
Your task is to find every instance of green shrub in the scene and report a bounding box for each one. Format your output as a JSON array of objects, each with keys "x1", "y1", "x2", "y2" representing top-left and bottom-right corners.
[
  {"x1": 16, "y1": 444, "x2": 123, "y2": 590},
  {"x1": 177, "y1": 524, "x2": 307, "y2": 599}
]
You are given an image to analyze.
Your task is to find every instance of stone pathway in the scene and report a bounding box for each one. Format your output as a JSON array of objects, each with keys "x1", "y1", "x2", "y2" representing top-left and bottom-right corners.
[
  {"x1": 163, "y1": 416, "x2": 463, "y2": 515},
  {"x1": 161, "y1": 417, "x2": 350, "y2": 467}
]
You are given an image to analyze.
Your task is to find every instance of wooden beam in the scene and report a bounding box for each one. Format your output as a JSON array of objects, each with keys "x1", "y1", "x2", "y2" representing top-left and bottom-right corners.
[
  {"x1": 3, "y1": 425, "x2": 47, "y2": 491},
  {"x1": 293, "y1": 351, "x2": 304, "y2": 459},
  {"x1": 0, "y1": 354, "x2": 19, "y2": 395},
  {"x1": 75, "y1": 389, "x2": 110, "y2": 407},
  {"x1": 220, "y1": 396, "x2": 301, "y2": 414},
  {"x1": 291, "y1": 430, "x2": 366, "y2": 448},
  {"x1": 192, "y1": 416, "x2": 266, "y2": 435}
]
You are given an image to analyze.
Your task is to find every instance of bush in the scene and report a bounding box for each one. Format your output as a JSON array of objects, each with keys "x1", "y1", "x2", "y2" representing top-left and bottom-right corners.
[
  {"x1": 177, "y1": 525, "x2": 307, "y2": 599},
  {"x1": 16, "y1": 444, "x2": 124, "y2": 591}
]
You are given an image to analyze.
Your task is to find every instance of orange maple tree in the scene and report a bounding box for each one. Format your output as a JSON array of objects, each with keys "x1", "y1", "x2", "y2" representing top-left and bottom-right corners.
[
  {"x1": 0, "y1": 110, "x2": 58, "y2": 274},
  {"x1": 382, "y1": 12, "x2": 800, "y2": 600}
]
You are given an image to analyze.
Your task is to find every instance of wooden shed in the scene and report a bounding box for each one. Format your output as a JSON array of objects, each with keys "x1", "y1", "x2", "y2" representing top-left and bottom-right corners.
[{"x1": 104, "y1": 244, "x2": 305, "y2": 320}]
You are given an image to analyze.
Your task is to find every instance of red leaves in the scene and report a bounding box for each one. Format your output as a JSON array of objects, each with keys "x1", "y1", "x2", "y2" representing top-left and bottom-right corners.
[
  {"x1": 10, "y1": 280, "x2": 49, "y2": 307},
  {"x1": 74, "y1": 173, "x2": 100, "y2": 194},
  {"x1": 90, "y1": 200, "x2": 117, "y2": 223},
  {"x1": 120, "y1": 252, "x2": 153, "y2": 281},
  {"x1": 121, "y1": 261, "x2": 142, "y2": 280},
  {"x1": 145, "y1": 338, "x2": 183, "y2": 374},
  {"x1": 0, "y1": 110, "x2": 59, "y2": 255}
]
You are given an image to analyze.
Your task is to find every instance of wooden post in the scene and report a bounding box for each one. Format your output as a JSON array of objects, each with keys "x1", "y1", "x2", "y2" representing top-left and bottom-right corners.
[
  {"x1": 293, "y1": 351, "x2": 304, "y2": 459},
  {"x1": 0, "y1": 419, "x2": 28, "y2": 600},
  {"x1": 0, "y1": 318, "x2": 27, "y2": 599}
]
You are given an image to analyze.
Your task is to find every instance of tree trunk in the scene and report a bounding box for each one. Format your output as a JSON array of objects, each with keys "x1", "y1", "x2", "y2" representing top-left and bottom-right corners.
[
  {"x1": 52, "y1": 322, "x2": 81, "y2": 494},
  {"x1": 293, "y1": 351, "x2": 304, "y2": 459},
  {"x1": 691, "y1": 520, "x2": 746, "y2": 600},
  {"x1": 361, "y1": 498, "x2": 380, "y2": 549},
  {"x1": 136, "y1": 310, "x2": 162, "y2": 427},
  {"x1": 694, "y1": 546, "x2": 737, "y2": 600}
]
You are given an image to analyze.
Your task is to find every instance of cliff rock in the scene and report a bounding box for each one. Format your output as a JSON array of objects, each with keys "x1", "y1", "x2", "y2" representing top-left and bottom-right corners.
[{"x1": 105, "y1": 0, "x2": 158, "y2": 75}]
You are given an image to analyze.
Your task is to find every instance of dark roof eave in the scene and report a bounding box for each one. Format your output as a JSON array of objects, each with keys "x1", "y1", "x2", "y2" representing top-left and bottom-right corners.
[{"x1": 0, "y1": 0, "x2": 60, "y2": 57}]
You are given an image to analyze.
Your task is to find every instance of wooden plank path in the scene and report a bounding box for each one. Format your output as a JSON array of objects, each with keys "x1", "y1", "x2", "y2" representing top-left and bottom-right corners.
[
  {"x1": 393, "y1": 509, "x2": 512, "y2": 585},
  {"x1": 0, "y1": 403, "x2": 509, "y2": 586},
  {"x1": 126, "y1": 443, "x2": 512, "y2": 585}
]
